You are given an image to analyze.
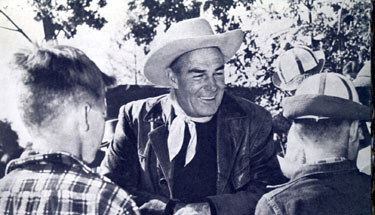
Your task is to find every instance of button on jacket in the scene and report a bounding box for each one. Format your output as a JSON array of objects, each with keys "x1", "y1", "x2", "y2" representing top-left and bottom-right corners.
[{"x1": 100, "y1": 93, "x2": 286, "y2": 215}]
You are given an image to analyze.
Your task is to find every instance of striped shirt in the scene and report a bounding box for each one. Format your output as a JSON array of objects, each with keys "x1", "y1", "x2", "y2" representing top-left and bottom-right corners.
[{"x1": 0, "y1": 151, "x2": 140, "y2": 215}]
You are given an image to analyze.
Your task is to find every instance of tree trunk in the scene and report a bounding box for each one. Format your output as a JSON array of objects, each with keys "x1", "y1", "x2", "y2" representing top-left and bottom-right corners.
[{"x1": 42, "y1": 16, "x2": 55, "y2": 41}]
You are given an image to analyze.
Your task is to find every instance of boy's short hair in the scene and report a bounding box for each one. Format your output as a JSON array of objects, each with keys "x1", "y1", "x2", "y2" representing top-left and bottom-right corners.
[
  {"x1": 293, "y1": 118, "x2": 351, "y2": 145},
  {"x1": 12, "y1": 44, "x2": 114, "y2": 127}
]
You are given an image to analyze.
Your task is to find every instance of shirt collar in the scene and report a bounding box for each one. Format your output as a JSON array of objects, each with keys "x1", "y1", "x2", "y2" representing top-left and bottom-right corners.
[{"x1": 6, "y1": 151, "x2": 94, "y2": 176}]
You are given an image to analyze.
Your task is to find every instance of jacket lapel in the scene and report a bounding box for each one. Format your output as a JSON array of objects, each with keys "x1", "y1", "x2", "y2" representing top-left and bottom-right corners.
[
  {"x1": 147, "y1": 124, "x2": 174, "y2": 197},
  {"x1": 144, "y1": 95, "x2": 175, "y2": 197},
  {"x1": 216, "y1": 94, "x2": 247, "y2": 194},
  {"x1": 143, "y1": 93, "x2": 248, "y2": 195}
]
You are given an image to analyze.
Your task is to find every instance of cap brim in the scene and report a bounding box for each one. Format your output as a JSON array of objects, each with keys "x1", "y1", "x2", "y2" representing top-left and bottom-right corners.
[
  {"x1": 144, "y1": 29, "x2": 244, "y2": 86},
  {"x1": 282, "y1": 94, "x2": 371, "y2": 121},
  {"x1": 272, "y1": 72, "x2": 299, "y2": 91}
]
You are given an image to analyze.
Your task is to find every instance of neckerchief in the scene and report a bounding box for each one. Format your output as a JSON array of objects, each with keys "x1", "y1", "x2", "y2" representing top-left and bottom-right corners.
[{"x1": 167, "y1": 92, "x2": 212, "y2": 166}]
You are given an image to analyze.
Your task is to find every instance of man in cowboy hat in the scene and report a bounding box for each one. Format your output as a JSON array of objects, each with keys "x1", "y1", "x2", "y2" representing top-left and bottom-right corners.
[
  {"x1": 255, "y1": 73, "x2": 371, "y2": 215},
  {"x1": 100, "y1": 17, "x2": 285, "y2": 215}
]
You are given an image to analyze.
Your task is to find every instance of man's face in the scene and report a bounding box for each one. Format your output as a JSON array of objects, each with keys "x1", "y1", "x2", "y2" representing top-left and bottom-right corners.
[{"x1": 169, "y1": 47, "x2": 225, "y2": 117}]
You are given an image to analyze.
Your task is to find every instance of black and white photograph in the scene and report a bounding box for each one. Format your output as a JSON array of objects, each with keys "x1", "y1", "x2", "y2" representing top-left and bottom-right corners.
[{"x1": 0, "y1": 0, "x2": 372, "y2": 214}]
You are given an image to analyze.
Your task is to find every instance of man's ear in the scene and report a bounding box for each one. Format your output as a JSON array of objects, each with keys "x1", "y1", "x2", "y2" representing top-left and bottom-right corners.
[
  {"x1": 166, "y1": 68, "x2": 178, "y2": 89},
  {"x1": 348, "y1": 120, "x2": 360, "y2": 160}
]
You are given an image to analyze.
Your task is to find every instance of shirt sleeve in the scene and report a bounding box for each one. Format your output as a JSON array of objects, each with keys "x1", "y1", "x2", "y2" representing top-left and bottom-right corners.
[{"x1": 97, "y1": 183, "x2": 140, "y2": 215}]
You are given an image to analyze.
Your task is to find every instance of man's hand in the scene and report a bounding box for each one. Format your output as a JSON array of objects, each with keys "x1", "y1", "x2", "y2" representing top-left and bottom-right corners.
[
  {"x1": 174, "y1": 202, "x2": 211, "y2": 215},
  {"x1": 139, "y1": 199, "x2": 166, "y2": 215}
]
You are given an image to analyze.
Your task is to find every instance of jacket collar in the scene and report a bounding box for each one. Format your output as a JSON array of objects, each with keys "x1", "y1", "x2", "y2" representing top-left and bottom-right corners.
[
  {"x1": 217, "y1": 92, "x2": 248, "y2": 119},
  {"x1": 144, "y1": 92, "x2": 248, "y2": 195},
  {"x1": 143, "y1": 92, "x2": 247, "y2": 124},
  {"x1": 290, "y1": 159, "x2": 358, "y2": 180},
  {"x1": 269, "y1": 159, "x2": 359, "y2": 190},
  {"x1": 216, "y1": 93, "x2": 248, "y2": 193}
]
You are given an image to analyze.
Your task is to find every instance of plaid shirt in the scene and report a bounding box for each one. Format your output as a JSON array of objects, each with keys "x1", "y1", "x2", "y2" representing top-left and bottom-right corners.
[{"x1": 0, "y1": 151, "x2": 140, "y2": 215}]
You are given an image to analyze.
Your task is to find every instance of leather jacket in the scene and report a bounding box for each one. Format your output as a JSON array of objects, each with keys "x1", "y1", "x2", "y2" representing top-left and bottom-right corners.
[{"x1": 100, "y1": 92, "x2": 286, "y2": 215}]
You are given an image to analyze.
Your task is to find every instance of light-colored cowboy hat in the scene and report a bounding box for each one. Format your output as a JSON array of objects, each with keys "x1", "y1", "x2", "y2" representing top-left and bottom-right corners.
[
  {"x1": 272, "y1": 46, "x2": 325, "y2": 91},
  {"x1": 144, "y1": 17, "x2": 244, "y2": 86},
  {"x1": 282, "y1": 72, "x2": 370, "y2": 121}
]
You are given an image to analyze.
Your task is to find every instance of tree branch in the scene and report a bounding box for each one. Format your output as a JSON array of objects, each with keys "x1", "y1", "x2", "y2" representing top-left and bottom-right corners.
[
  {"x1": 0, "y1": 26, "x2": 18, "y2": 31},
  {"x1": 55, "y1": 29, "x2": 61, "y2": 37},
  {"x1": 0, "y1": 9, "x2": 32, "y2": 43}
]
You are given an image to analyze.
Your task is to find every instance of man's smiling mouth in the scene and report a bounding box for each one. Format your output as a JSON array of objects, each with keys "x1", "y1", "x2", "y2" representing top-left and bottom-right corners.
[{"x1": 199, "y1": 96, "x2": 216, "y2": 102}]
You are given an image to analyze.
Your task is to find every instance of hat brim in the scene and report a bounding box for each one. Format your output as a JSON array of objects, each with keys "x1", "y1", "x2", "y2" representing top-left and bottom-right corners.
[
  {"x1": 272, "y1": 58, "x2": 325, "y2": 91},
  {"x1": 353, "y1": 77, "x2": 371, "y2": 88},
  {"x1": 282, "y1": 94, "x2": 371, "y2": 121},
  {"x1": 144, "y1": 29, "x2": 244, "y2": 86}
]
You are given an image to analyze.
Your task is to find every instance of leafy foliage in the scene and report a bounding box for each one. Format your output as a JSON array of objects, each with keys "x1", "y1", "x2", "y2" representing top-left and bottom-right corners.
[
  {"x1": 125, "y1": 0, "x2": 256, "y2": 53},
  {"x1": 122, "y1": 0, "x2": 371, "y2": 145},
  {"x1": 29, "y1": 0, "x2": 108, "y2": 40},
  {"x1": 287, "y1": 0, "x2": 372, "y2": 77},
  {"x1": 124, "y1": 0, "x2": 371, "y2": 92}
]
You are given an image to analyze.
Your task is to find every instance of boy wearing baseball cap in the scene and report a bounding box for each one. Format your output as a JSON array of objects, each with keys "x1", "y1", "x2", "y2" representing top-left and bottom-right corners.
[{"x1": 256, "y1": 73, "x2": 371, "y2": 215}]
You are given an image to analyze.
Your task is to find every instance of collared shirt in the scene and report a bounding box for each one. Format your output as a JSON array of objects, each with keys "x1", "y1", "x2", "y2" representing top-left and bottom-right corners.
[{"x1": 0, "y1": 151, "x2": 140, "y2": 215}]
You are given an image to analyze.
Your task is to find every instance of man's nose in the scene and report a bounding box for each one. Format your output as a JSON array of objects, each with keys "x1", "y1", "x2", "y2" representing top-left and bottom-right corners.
[{"x1": 204, "y1": 75, "x2": 218, "y2": 91}]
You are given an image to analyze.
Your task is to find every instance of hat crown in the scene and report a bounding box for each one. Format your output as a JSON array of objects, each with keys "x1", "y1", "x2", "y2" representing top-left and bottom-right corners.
[
  {"x1": 296, "y1": 73, "x2": 359, "y2": 103},
  {"x1": 277, "y1": 46, "x2": 320, "y2": 83},
  {"x1": 282, "y1": 72, "x2": 370, "y2": 121},
  {"x1": 151, "y1": 18, "x2": 215, "y2": 50},
  {"x1": 144, "y1": 17, "x2": 244, "y2": 86},
  {"x1": 168, "y1": 18, "x2": 214, "y2": 38}
]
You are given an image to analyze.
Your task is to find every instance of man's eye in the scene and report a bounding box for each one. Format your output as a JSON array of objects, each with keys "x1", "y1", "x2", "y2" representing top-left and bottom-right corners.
[
  {"x1": 193, "y1": 74, "x2": 204, "y2": 80},
  {"x1": 215, "y1": 71, "x2": 224, "y2": 76}
]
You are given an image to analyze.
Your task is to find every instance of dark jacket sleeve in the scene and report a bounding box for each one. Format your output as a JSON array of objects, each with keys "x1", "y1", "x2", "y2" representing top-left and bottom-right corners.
[
  {"x1": 100, "y1": 104, "x2": 139, "y2": 188},
  {"x1": 99, "y1": 104, "x2": 169, "y2": 205},
  {"x1": 207, "y1": 105, "x2": 287, "y2": 215}
]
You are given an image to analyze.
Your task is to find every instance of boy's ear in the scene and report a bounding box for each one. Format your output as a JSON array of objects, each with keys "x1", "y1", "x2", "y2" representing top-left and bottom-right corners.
[
  {"x1": 79, "y1": 103, "x2": 91, "y2": 132},
  {"x1": 348, "y1": 120, "x2": 360, "y2": 160},
  {"x1": 348, "y1": 120, "x2": 359, "y2": 144},
  {"x1": 166, "y1": 68, "x2": 178, "y2": 89}
]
